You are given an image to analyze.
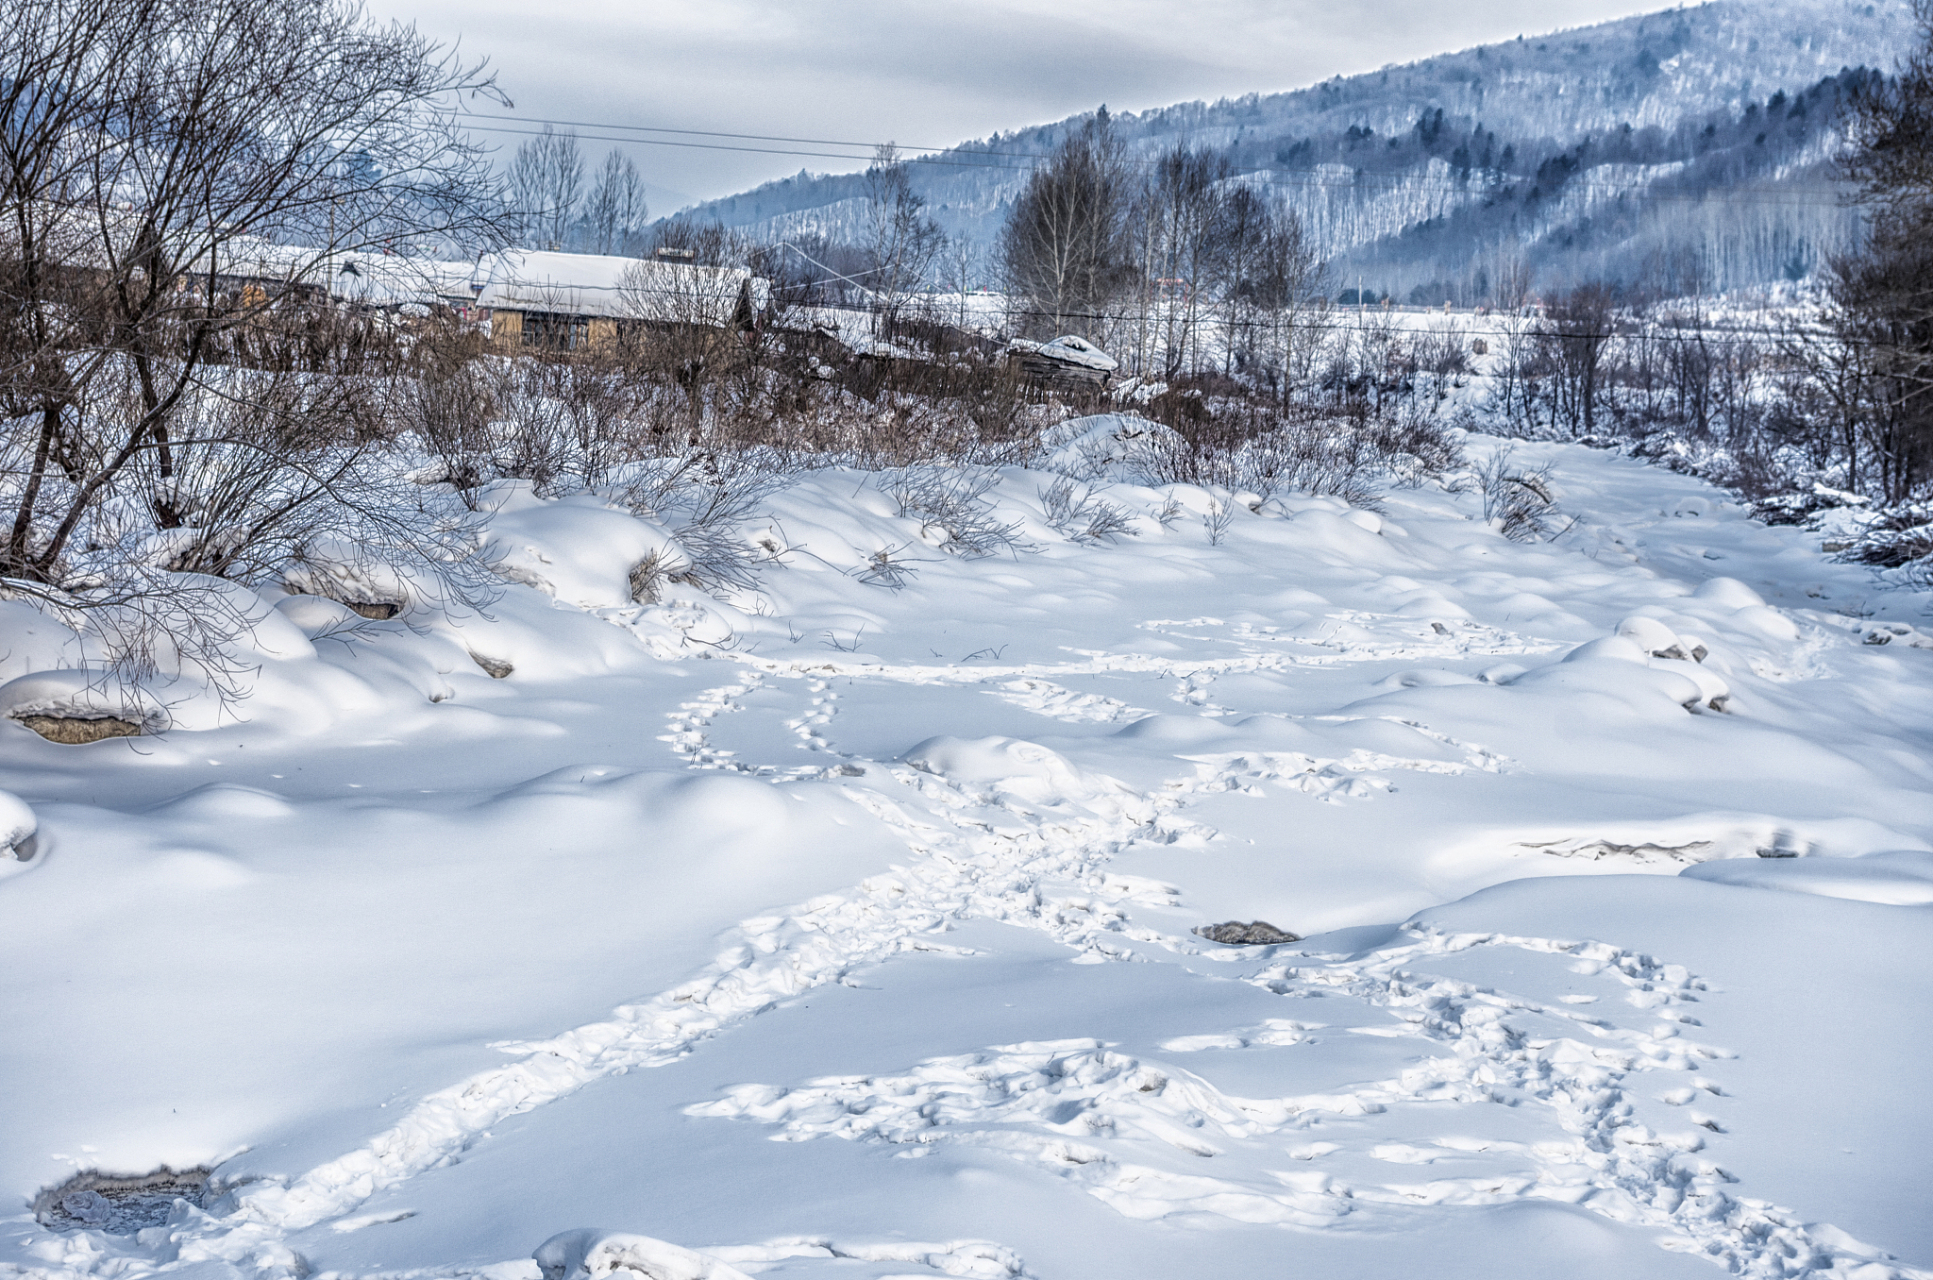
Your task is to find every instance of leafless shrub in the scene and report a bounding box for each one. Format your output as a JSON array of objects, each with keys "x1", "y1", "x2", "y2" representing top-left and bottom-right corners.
[
  {"x1": 884, "y1": 465, "x2": 1024, "y2": 559},
  {"x1": 2, "y1": 569, "x2": 262, "y2": 721},
  {"x1": 0, "y1": 0, "x2": 506, "y2": 700},
  {"x1": 1202, "y1": 498, "x2": 1234, "y2": 545},
  {"x1": 627, "y1": 549, "x2": 676, "y2": 604},
  {"x1": 1475, "y1": 447, "x2": 1564, "y2": 541},
  {"x1": 854, "y1": 545, "x2": 924, "y2": 589},
  {"x1": 402, "y1": 359, "x2": 499, "y2": 498},
  {"x1": 620, "y1": 449, "x2": 790, "y2": 595},
  {"x1": 1039, "y1": 475, "x2": 1136, "y2": 543},
  {"x1": 1415, "y1": 327, "x2": 1473, "y2": 400},
  {"x1": 1143, "y1": 414, "x2": 1384, "y2": 509}
]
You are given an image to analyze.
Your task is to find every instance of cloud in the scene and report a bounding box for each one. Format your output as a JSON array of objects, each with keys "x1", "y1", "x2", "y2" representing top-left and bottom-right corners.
[{"x1": 376, "y1": 0, "x2": 1668, "y2": 207}]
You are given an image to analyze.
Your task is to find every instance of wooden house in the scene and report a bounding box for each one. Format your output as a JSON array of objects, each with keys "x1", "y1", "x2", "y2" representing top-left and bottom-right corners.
[{"x1": 472, "y1": 250, "x2": 769, "y2": 353}]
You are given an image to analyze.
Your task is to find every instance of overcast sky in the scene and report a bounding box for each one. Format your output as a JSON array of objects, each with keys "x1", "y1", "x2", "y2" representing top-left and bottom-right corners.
[{"x1": 372, "y1": 0, "x2": 1674, "y2": 211}]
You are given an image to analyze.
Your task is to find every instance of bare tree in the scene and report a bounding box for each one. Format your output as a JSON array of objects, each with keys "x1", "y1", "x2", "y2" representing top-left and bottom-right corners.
[
  {"x1": 509, "y1": 125, "x2": 584, "y2": 250},
  {"x1": 862, "y1": 144, "x2": 945, "y2": 330},
  {"x1": 1136, "y1": 145, "x2": 1233, "y2": 377},
  {"x1": 1827, "y1": 0, "x2": 1933, "y2": 499},
  {"x1": 1219, "y1": 189, "x2": 1325, "y2": 396},
  {"x1": 1538, "y1": 283, "x2": 1619, "y2": 436},
  {"x1": 0, "y1": 0, "x2": 504, "y2": 688},
  {"x1": 584, "y1": 148, "x2": 647, "y2": 256},
  {"x1": 940, "y1": 235, "x2": 984, "y2": 331},
  {"x1": 999, "y1": 109, "x2": 1133, "y2": 342}
]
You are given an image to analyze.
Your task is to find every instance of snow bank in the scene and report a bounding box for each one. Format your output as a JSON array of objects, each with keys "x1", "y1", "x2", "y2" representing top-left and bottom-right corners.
[
  {"x1": 1682, "y1": 849, "x2": 1933, "y2": 904},
  {"x1": 0, "y1": 790, "x2": 33, "y2": 856},
  {"x1": 535, "y1": 1230, "x2": 752, "y2": 1280}
]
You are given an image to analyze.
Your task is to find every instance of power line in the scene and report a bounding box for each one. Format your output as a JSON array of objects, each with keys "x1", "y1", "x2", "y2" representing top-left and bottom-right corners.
[
  {"x1": 458, "y1": 111, "x2": 975, "y2": 158},
  {"x1": 461, "y1": 111, "x2": 1863, "y2": 209}
]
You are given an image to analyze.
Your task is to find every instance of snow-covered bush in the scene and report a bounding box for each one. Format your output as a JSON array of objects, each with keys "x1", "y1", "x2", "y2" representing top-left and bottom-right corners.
[
  {"x1": 1039, "y1": 475, "x2": 1136, "y2": 543},
  {"x1": 884, "y1": 466, "x2": 1024, "y2": 559},
  {"x1": 1473, "y1": 446, "x2": 1565, "y2": 542}
]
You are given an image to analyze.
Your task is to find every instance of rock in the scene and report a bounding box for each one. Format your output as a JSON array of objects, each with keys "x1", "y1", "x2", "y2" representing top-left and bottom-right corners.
[
  {"x1": 13, "y1": 714, "x2": 144, "y2": 744},
  {"x1": 1194, "y1": 920, "x2": 1300, "y2": 945}
]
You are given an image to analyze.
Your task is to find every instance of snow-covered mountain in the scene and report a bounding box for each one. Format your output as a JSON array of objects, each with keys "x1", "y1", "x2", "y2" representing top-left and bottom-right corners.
[{"x1": 673, "y1": 0, "x2": 1915, "y2": 298}]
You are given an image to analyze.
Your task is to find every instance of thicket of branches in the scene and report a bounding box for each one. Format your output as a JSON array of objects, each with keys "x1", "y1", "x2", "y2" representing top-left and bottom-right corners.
[{"x1": 0, "y1": 0, "x2": 507, "y2": 689}]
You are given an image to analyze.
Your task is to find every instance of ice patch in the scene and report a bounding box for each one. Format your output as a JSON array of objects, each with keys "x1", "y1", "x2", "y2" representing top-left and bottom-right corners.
[{"x1": 35, "y1": 1167, "x2": 211, "y2": 1234}]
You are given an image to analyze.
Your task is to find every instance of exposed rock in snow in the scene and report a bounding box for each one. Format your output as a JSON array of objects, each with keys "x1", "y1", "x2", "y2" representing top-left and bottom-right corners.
[
  {"x1": 1193, "y1": 920, "x2": 1300, "y2": 945},
  {"x1": 0, "y1": 671, "x2": 166, "y2": 736}
]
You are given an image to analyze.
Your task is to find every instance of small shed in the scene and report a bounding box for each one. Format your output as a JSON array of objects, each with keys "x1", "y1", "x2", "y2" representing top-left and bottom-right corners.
[{"x1": 1006, "y1": 334, "x2": 1119, "y2": 389}]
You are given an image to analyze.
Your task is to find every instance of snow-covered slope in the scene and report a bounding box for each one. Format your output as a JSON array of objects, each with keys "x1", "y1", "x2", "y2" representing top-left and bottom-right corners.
[
  {"x1": 679, "y1": 0, "x2": 1912, "y2": 295},
  {"x1": 2, "y1": 431, "x2": 1931, "y2": 1280}
]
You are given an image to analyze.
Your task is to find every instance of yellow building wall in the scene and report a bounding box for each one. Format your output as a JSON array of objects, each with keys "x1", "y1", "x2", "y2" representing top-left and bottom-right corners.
[{"x1": 490, "y1": 309, "x2": 522, "y2": 350}]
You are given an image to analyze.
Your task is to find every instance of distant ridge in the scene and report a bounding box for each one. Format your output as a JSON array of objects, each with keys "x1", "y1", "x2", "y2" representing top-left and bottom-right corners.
[{"x1": 668, "y1": 0, "x2": 1914, "y2": 299}]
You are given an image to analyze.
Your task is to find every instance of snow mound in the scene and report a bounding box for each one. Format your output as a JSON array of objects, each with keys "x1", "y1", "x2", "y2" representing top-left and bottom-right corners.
[
  {"x1": 0, "y1": 601, "x2": 80, "y2": 684},
  {"x1": 1614, "y1": 615, "x2": 1707, "y2": 662},
  {"x1": 1558, "y1": 627, "x2": 1731, "y2": 711},
  {"x1": 534, "y1": 1230, "x2": 752, "y2": 1280},
  {"x1": 1692, "y1": 576, "x2": 1765, "y2": 609},
  {"x1": 481, "y1": 489, "x2": 684, "y2": 609},
  {"x1": 0, "y1": 671, "x2": 167, "y2": 732},
  {"x1": 1036, "y1": 414, "x2": 1181, "y2": 480},
  {"x1": 1682, "y1": 850, "x2": 1933, "y2": 905},
  {"x1": 280, "y1": 536, "x2": 421, "y2": 616},
  {"x1": 0, "y1": 789, "x2": 34, "y2": 856}
]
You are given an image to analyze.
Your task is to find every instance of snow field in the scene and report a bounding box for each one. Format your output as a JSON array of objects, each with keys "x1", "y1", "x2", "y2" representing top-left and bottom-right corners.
[{"x1": 2, "y1": 427, "x2": 1931, "y2": 1280}]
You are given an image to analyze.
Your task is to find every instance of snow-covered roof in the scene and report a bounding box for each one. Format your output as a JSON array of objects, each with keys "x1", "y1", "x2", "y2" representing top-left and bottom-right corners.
[
  {"x1": 329, "y1": 255, "x2": 477, "y2": 307},
  {"x1": 1007, "y1": 334, "x2": 1120, "y2": 373},
  {"x1": 474, "y1": 251, "x2": 762, "y2": 327}
]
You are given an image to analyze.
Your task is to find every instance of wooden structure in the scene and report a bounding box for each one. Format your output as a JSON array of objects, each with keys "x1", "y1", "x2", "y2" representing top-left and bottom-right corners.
[
  {"x1": 473, "y1": 250, "x2": 769, "y2": 354},
  {"x1": 1005, "y1": 334, "x2": 1119, "y2": 389}
]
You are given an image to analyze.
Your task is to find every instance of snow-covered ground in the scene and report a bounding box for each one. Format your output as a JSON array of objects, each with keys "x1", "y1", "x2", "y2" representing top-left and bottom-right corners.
[{"x1": 3, "y1": 426, "x2": 1930, "y2": 1280}]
